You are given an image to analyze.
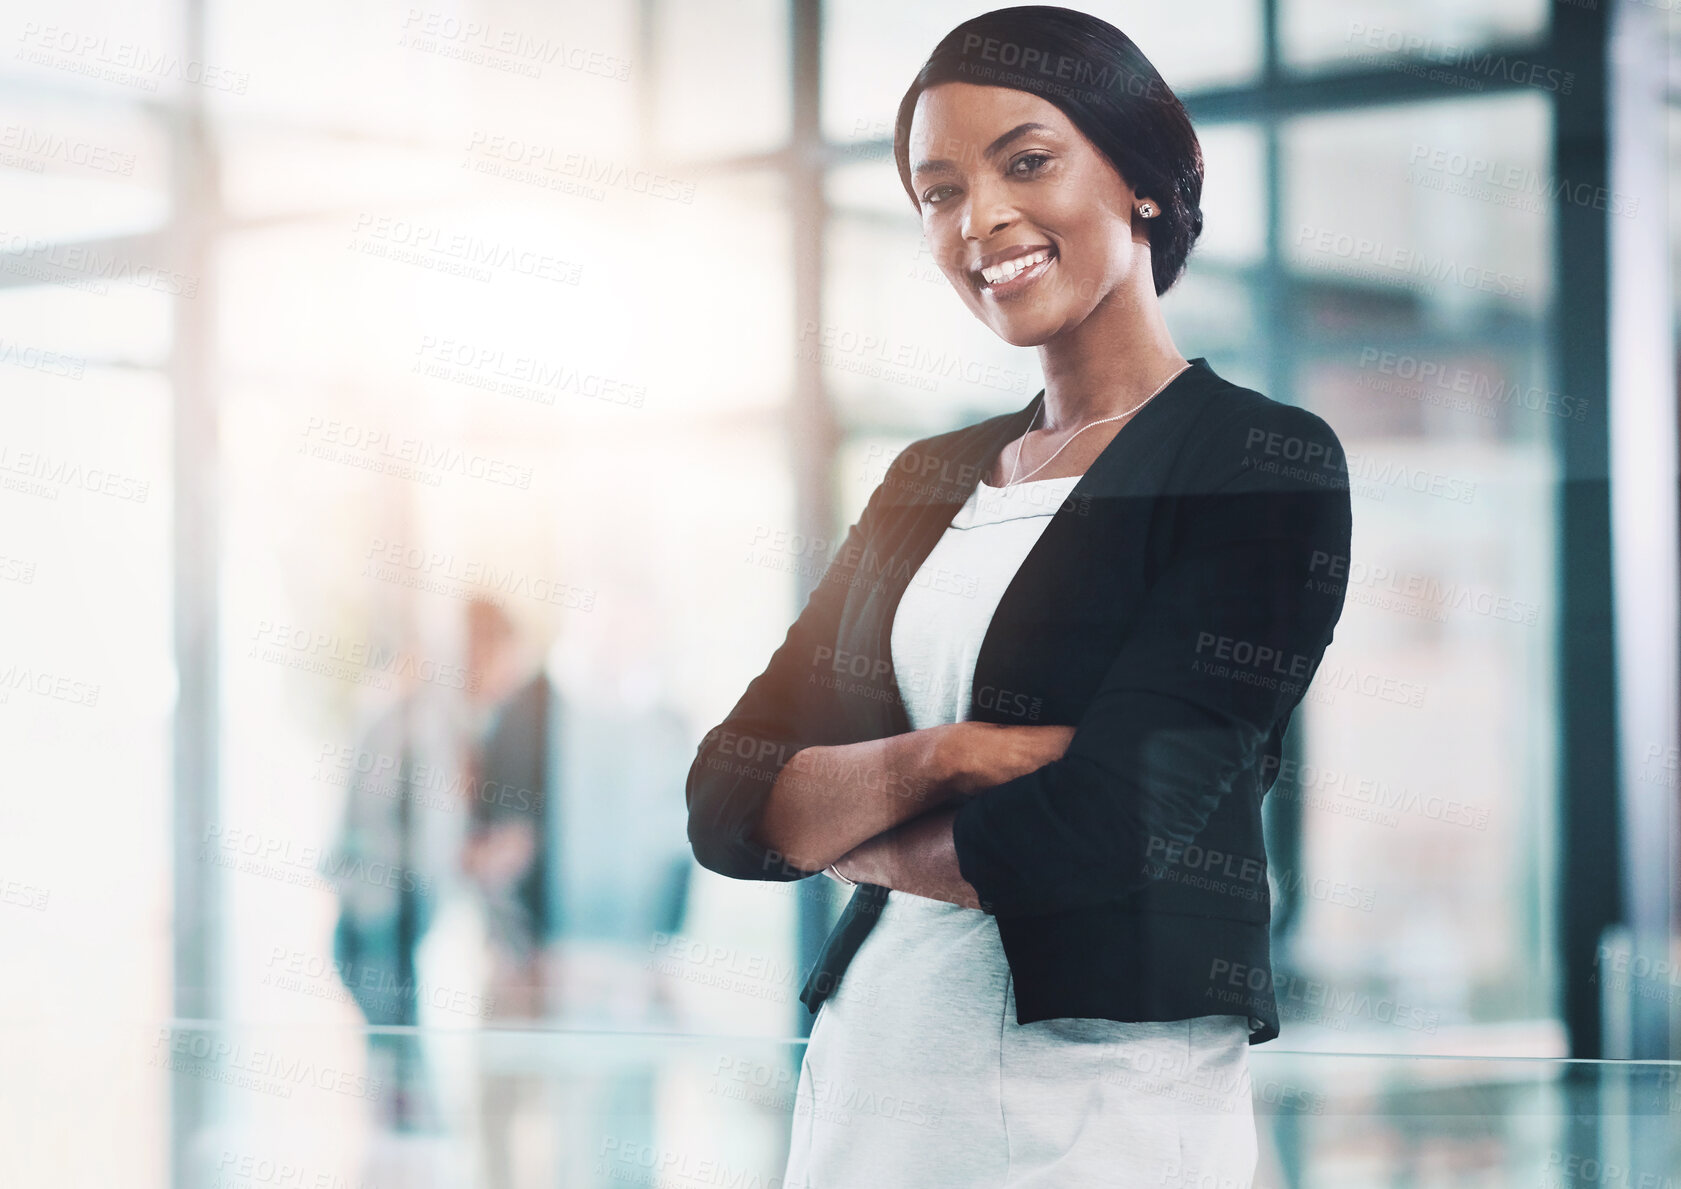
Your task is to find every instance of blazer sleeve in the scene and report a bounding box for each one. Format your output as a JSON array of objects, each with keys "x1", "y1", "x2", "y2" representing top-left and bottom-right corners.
[
  {"x1": 950, "y1": 402, "x2": 1353, "y2": 919},
  {"x1": 685, "y1": 467, "x2": 896, "y2": 882}
]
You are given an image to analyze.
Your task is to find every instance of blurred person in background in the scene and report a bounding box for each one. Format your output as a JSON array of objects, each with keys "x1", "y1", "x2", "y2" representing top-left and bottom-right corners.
[
  {"x1": 328, "y1": 596, "x2": 522, "y2": 1132},
  {"x1": 468, "y1": 587, "x2": 695, "y2": 1186}
]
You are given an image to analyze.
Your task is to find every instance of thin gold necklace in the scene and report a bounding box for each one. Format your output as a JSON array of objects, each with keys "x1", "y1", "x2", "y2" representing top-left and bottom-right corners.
[{"x1": 1004, "y1": 361, "x2": 1192, "y2": 488}]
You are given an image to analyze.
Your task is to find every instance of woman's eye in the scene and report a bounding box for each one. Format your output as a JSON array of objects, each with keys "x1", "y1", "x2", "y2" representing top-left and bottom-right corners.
[{"x1": 923, "y1": 155, "x2": 1047, "y2": 205}]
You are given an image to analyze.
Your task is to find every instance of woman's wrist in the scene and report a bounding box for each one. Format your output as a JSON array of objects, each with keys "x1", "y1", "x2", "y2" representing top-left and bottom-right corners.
[
  {"x1": 927, "y1": 721, "x2": 980, "y2": 796},
  {"x1": 931, "y1": 721, "x2": 1000, "y2": 796}
]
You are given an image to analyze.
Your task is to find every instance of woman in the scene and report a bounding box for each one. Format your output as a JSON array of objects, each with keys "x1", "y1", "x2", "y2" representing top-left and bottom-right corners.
[{"x1": 684, "y1": 7, "x2": 1352, "y2": 1186}]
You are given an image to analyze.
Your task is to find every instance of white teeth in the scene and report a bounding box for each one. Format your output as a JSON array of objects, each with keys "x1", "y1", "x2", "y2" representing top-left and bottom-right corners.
[{"x1": 980, "y1": 248, "x2": 1052, "y2": 286}]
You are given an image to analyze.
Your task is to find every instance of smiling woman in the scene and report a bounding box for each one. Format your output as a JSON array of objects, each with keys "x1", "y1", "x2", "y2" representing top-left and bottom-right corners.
[
  {"x1": 684, "y1": 5, "x2": 1353, "y2": 1188},
  {"x1": 896, "y1": 16, "x2": 1204, "y2": 305}
]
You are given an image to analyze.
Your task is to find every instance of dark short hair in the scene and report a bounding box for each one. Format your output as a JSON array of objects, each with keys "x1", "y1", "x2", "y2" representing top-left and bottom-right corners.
[{"x1": 893, "y1": 5, "x2": 1204, "y2": 297}]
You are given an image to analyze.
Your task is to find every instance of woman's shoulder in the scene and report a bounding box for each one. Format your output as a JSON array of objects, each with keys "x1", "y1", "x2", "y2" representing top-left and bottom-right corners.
[
  {"x1": 872, "y1": 406, "x2": 1027, "y2": 505},
  {"x1": 1180, "y1": 374, "x2": 1349, "y2": 488}
]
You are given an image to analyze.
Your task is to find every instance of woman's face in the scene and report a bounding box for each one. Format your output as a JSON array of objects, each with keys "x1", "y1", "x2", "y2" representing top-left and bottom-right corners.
[{"x1": 908, "y1": 81, "x2": 1149, "y2": 347}]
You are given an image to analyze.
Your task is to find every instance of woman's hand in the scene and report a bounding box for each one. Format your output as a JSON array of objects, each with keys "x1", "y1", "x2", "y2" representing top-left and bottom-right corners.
[
  {"x1": 938, "y1": 721, "x2": 1077, "y2": 796},
  {"x1": 827, "y1": 723, "x2": 1075, "y2": 905},
  {"x1": 829, "y1": 805, "x2": 983, "y2": 909}
]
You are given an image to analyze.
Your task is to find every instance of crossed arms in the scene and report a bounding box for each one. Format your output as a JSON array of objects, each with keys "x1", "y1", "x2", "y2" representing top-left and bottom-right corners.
[{"x1": 685, "y1": 402, "x2": 1352, "y2": 920}]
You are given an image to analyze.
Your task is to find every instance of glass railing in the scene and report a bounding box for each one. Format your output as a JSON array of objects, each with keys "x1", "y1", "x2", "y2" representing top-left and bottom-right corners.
[{"x1": 2, "y1": 1022, "x2": 1676, "y2": 1187}]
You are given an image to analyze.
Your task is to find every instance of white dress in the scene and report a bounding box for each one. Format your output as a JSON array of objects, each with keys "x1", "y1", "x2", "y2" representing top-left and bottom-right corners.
[{"x1": 782, "y1": 474, "x2": 1259, "y2": 1188}]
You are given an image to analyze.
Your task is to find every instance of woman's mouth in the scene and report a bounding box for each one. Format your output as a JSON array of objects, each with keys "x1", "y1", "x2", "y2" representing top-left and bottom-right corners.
[{"x1": 976, "y1": 246, "x2": 1057, "y2": 299}]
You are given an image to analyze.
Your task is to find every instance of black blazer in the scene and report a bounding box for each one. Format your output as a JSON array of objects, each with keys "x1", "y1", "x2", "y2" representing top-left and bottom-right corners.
[{"x1": 685, "y1": 357, "x2": 1352, "y2": 1045}]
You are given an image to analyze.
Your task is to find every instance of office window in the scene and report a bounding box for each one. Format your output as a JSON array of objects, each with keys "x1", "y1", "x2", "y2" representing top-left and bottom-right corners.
[
  {"x1": 1276, "y1": 92, "x2": 1560, "y2": 1046},
  {"x1": 1281, "y1": 0, "x2": 1550, "y2": 74}
]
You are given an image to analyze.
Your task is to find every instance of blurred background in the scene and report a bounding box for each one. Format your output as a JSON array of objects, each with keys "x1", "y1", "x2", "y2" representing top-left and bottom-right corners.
[{"x1": 0, "y1": 0, "x2": 1676, "y2": 1184}]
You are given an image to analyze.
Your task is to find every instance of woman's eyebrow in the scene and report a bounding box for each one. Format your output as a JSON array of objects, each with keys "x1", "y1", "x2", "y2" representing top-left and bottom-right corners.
[{"x1": 912, "y1": 122, "x2": 1056, "y2": 178}]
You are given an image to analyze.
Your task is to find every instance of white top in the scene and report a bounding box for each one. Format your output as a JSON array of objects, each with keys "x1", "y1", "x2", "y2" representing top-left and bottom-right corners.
[
  {"x1": 889, "y1": 473, "x2": 1082, "y2": 731},
  {"x1": 786, "y1": 468, "x2": 1260, "y2": 1187}
]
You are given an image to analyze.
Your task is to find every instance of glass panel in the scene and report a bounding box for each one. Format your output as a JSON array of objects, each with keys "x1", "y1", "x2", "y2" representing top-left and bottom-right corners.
[
  {"x1": 0, "y1": 93, "x2": 170, "y2": 241},
  {"x1": 651, "y1": 0, "x2": 787, "y2": 159},
  {"x1": 0, "y1": 368, "x2": 173, "y2": 1178},
  {"x1": 1283, "y1": 95, "x2": 1552, "y2": 322},
  {"x1": 0, "y1": 21, "x2": 176, "y2": 1189},
  {"x1": 1197, "y1": 122, "x2": 1267, "y2": 266},
  {"x1": 7, "y1": 0, "x2": 185, "y2": 103},
  {"x1": 207, "y1": 0, "x2": 638, "y2": 149},
  {"x1": 215, "y1": 89, "x2": 798, "y2": 1069},
  {"x1": 1088, "y1": 1, "x2": 1263, "y2": 91},
  {"x1": 7, "y1": 1022, "x2": 1674, "y2": 1186},
  {"x1": 1672, "y1": 53, "x2": 1681, "y2": 372},
  {"x1": 1281, "y1": 0, "x2": 1550, "y2": 74},
  {"x1": 1160, "y1": 268, "x2": 1261, "y2": 363},
  {"x1": 0, "y1": 280, "x2": 172, "y2": 367},
  {"x1": 1278, "y1": 93, "x2": 1559, "y2": 1045}
]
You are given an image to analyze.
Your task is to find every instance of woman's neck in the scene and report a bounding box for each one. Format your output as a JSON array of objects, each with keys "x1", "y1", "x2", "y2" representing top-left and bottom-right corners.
[{"x1": 1034, "y1": 280, "x2": 1186, "y2": 431}]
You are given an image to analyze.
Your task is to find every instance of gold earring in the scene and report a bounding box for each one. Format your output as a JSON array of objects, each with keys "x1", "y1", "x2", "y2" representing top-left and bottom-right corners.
[{"x1": 1138, "y1": 201, "x2": 1157, "y2": 218}]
